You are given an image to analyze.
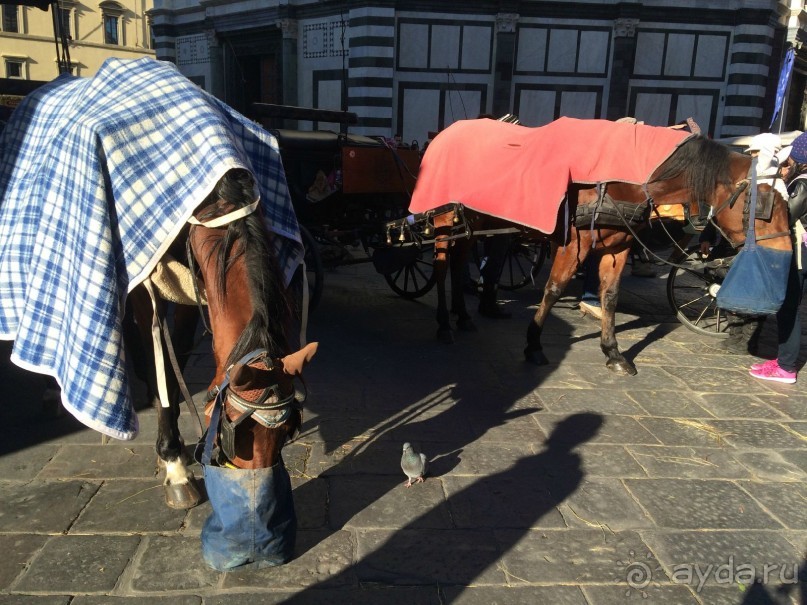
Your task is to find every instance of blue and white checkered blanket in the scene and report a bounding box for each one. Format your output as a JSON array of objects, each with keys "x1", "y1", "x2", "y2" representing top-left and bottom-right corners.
[{"x1": 0, "y1": 58, "x2": 302, "y2": 440}]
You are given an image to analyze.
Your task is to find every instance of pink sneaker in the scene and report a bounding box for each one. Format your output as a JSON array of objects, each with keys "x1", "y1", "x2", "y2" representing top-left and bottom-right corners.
[
  {"x1": 749, "y1": 359, "x2": 779, "y2": 372},
  {"x1": 749, "y1": 360, "x2": 797, "y2": 384}
]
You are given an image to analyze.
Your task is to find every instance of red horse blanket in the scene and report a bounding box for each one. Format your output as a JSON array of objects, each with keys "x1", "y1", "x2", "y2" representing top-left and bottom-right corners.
[{"x1": 409, "y1": 117, "x2": 693, "y2": 233}]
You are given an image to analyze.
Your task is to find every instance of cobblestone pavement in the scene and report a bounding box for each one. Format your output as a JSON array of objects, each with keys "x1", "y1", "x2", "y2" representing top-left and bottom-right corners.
[{"x1": 1, "y1": 256, "x2": 806, "y2": 604}]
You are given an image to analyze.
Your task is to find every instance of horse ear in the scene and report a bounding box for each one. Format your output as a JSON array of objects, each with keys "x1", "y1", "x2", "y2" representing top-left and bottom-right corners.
[{"x1": 282, "y1": 342, "x2": 319, "y2": 375}]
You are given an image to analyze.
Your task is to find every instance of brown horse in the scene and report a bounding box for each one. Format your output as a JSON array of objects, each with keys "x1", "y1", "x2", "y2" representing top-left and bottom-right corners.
[
  {"x1": 427, "y1": 136, "x2": 791, "y2": 375},
  {"x1": 127, "y1": 168, "x2": 316, "y2": 508}
]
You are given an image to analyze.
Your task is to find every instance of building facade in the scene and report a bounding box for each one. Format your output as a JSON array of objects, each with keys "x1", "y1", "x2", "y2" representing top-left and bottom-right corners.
[
  {"x1": 1, "y1": 0, "x2": 155, "y2": 107},
  {"x1": 151, "y1": 1, "x2": 798, "y2": 143}
]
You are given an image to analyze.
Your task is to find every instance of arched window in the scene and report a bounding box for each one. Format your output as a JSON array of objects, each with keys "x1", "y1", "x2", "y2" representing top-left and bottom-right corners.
[{"x1": 100, "y1": 1, "x2": 124, "y2": 45}]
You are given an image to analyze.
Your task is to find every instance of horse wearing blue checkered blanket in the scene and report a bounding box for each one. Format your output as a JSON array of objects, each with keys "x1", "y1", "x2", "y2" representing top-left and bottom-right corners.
[{"x1": 0, "y1": 58, "x2": 316, "y2": 520}]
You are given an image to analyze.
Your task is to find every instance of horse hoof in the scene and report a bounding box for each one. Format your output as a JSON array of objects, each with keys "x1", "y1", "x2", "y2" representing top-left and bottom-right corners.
[
  {"x1": 606, "y1": 359, "x2": 637, "y2": 376},
  {"x1": 457, "y1": 318, "x2": 477, "y2": 332},
  {"x1": 437, "y1": 329, "x2": 455, "y2": 344},
  {"x1": 524, "y1": 348, "x2": 549, "y2": 365},
  {"x1": 164, "y1": 477, "x2": 202, "y2": 509}
]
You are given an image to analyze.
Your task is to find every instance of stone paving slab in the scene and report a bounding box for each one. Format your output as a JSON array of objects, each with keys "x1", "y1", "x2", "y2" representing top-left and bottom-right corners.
[
  {"x1": 14, "y1": 534, "x2": 140, "y2": 593},
  {"x1": 222, "y1": 530, "x2": 355, "y2": 590},
  {"x1": 128, "y1": 535, "x2": 219, "y2": 593},
  {"x1": 0, "y1": 480, "x2": 99, "y2": 533},
  {"x1": 1, "y1": 258, "x2": 806, "y2": 603},
  {"x1": 354, "y1": 528, "x2": 506, "y2": 585},
  {"x1": 38, "y1": 444, "x2": 160, "y2": 480},
  {"x1": 494, "y1": 529, "x2": 658, "y2": 584},
  {"x1": 558, "y1": 477, "x2": 655, "y2": 531},
  {"x1": 0, "y1": 534, "x2": 48, "y2": 590},
  {"x1": 625, "y1": 478, "x2": 783, "y2": 529},
  {"x1": 441, "y1": 474, "x2": 566, "y2": 529},
  {"x1": 0, "y1": 597, "x2": 72, "y2": 605},
  {"x1": 731, "y1": 450, "x2": 807, "y2": 482},
  {"x1": 70, "y1": 479, "x2": 188, "y2": 534},
  {"x1": 738, "y1": 481, "x2": 807, "y2": 529},
  {"x1": 641, "y1": 530, "x2": 802, "y2": 592},
  {"x1": 625, "y1": 389, "x2": 713, "y2": 418},
  {"x1": 626, "y1": 445, "x2": 751, "y2": 479},
  {"x1": 582, "y1": 584, "x2": 701, "y2": 604}
]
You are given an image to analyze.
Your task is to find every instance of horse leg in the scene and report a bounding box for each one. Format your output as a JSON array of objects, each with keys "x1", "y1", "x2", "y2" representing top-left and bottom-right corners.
[
  {"x1": 451, "y1": 237, "x2": 476, "y2": 332},
  {"x1": 433, "y1": 215, "x2": 455, "y2": 343},
  {"x1": 525, "y1": 240, "x2": 588, "y2": 365},
  {"x1": 128, "y1": 286, "x2": 201, "y2": 509},
  {"x1": 597, "y1": 249, "x2": 636, "y2": 375}
]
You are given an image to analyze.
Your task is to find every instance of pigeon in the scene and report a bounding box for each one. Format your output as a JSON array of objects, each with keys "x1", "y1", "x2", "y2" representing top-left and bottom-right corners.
[{"x1": 401, "y1": 442, "x2": 427, "y2": 487}]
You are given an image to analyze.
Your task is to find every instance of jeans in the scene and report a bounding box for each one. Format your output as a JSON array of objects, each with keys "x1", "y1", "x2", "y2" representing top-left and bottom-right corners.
[
  {"x1": 581, "y1": 255, "x2": 600, "y2": 305},
  {"x1": 775, "y1": 256, "x2": 806, "y2": 373}
]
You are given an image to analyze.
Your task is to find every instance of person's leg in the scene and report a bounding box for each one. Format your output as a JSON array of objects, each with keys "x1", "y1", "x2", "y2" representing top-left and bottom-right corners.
[
  {"x1": 478, "y1": 234, "x2": 512, "y2": 318},
  {"x1": 720, "y1": 314, "x2": 763, "y2": 355},
  {"x1": 581, "y1": 254, "x2": 600, "y2": 305},
  {"x1": 578, "y1": 253, "x2": 602, "y2": 320},
  {"x1": 630, "y1": 241, "x2": 656, "y2": 277},
  {"x1": 774, "y1": 263, "x2": 804, "y2": 373},
  {"x1": 750, "y1": 260, "x2": 803, "y2": 383}
]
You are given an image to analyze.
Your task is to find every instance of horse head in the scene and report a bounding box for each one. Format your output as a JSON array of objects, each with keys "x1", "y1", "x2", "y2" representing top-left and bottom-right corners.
[
  {"x1": 188, "y1": 168, "x2": 317, "y2": 470},
  {"x1": 648, "y1": 136, "x2": 792, "y2": 253}
]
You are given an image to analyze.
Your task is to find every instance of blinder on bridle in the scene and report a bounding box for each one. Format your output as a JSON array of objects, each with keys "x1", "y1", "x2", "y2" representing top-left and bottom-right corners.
[
  {"x1": 206, "y1": 348, "x2": 304, "y2": 465},
  {"x1": 708, "y1": 161, "x2": 789, "y2": 248}
]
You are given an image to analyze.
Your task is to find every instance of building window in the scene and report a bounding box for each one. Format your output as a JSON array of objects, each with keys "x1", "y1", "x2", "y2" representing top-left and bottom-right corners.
[
  {"x1": 5, "y1": 59, "x2": 23, "y2": 78},
  {"x1": 58, "y1": 7, "x2": 71, "y2": 39},
  {"x1": 2, "y1": 4, "x2": 19, "y2": 33},
  {"x1": 100, "y1": 1, "x2": 124, "y2": 46},
  {"x1": 104, "y1": 14, "x2": 118, "y2": 44}
]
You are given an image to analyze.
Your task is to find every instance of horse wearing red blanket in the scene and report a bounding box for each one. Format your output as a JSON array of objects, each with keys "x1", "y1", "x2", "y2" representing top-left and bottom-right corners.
[{"x1": 410, "y1": 118, "x2": 792, "y2": 375}]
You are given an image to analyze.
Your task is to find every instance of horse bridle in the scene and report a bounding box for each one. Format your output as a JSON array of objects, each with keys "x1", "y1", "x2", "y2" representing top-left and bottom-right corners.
[
  {"x1": 602, "y1": 163, "x2": 790, "y2": 272},
  {"x1": 184, "y1": 196, "x2": 261, "y2": 335},
  {"x1": 706, "y1": 171, "x2": 790, "y2": 249},
  {"x1": 208, "y1": 348, "x2": 305, "y2": 464}
]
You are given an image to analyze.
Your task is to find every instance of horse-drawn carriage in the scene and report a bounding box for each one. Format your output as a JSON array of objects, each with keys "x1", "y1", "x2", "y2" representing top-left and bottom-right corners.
[
  {"x1": 260, "y1": 109, "x2": 549, "y2": 311},
  {"x1": 267, "y1": 124, "x2": 425, "y2": 309}
]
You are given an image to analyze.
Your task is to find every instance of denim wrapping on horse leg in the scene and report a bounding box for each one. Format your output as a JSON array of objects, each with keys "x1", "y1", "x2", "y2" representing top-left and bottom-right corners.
[{"x1": 202, "y1": 459, "x2": 296, "y2": 571}]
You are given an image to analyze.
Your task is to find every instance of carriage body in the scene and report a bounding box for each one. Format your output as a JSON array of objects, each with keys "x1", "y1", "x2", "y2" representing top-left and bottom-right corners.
[{"x1": 269, "y1": 127, "x2": 432, "y2": 306}]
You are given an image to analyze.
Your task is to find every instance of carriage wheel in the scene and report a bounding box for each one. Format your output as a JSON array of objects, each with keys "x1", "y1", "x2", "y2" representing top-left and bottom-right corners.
[
  {"x1": 666, "y1": 249, "x2": 731, "y2": 338},
  {"x1": 383, "y1": 243, "x2": 436, "y2": 299},
  {"x1": 498, "y1": 239, "x2": 547, "y2": 291},
  {"x1": 300, "y1": 225, "x2": 324, "y2": 313}
]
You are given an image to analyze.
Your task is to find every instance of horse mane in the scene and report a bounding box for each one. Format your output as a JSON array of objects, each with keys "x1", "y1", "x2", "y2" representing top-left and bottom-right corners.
[
  {"x1": 206, "y1": 168, "x2": 292, "y2": 364},
  {"x1": 650, "y1": 135, "x2": 737, "y2": 203}
]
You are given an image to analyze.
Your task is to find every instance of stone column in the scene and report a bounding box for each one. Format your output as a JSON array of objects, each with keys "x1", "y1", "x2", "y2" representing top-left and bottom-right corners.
[
  {"x1": 493, "y1": 12, "x2": 518, "y2": 117},
  {"x1": 606, "y1": 18, "x2": 639, "y2": 120},
  {"x1": 206, "y1": 30, "x2": 225, "y2": 101},
  {"x1": 279, "y1": 18, "x2": 298, "y2": 111}
]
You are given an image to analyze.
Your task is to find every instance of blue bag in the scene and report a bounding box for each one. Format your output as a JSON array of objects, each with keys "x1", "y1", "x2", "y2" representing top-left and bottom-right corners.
[
  {"x1": 196, "y1": 364, "x2": 296, "y2": 572},
  {"x1": 717, "y1": 162, "x2": 792, "y2": 315}
]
